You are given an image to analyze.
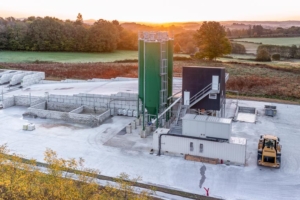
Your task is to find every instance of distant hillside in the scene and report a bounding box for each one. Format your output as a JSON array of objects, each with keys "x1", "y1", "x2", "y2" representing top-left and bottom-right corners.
[
  {"x1": 120, "y1": 22, "x2": 185, "y2": 34},
  {"x1": 83, "y1": 19, "x2": 96, "y2": 25},
  {"x1": 120, "y1": 22, "x2": 154, "y2": 32},
  {"x1": 83, "y1": 19, "x2": 300, "y2": 31}
]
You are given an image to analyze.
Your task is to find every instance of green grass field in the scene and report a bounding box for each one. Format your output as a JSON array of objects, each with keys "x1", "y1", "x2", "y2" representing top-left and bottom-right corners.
[
  {"x1": 0, "y1": 50, "x2": 189, "y2": 63},
  {"x1": 232, "y1": 42, "x2": 259, "y2": 54},
  {"x1": 233, "y1": 37, "x2": 300, "y2": 46},
  {"x1": 0, "y1": 50, "x2": 139, "y2": 63}
]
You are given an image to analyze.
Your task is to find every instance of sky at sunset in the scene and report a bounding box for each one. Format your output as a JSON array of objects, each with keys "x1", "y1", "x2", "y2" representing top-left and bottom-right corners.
[{"x1": 1, "y1": 0, "x2": 300, "y2": 22}]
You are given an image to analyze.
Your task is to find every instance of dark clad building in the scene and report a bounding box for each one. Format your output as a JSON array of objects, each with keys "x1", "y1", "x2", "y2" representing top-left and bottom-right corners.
[{"x1": 182, "y1": 66, "x2": 226, "y2": 111}]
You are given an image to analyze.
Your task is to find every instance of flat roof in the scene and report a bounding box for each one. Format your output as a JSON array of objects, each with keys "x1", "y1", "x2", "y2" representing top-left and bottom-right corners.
[
  {"x1": 207, "y1": 116, "x2": 232, "y2": 124},
  {"x1": 182, "y1": 114, "x2": 232, "y2": 124},
  {"x1": 183, "y1": 66, "x2": 225, "y2": 69}
]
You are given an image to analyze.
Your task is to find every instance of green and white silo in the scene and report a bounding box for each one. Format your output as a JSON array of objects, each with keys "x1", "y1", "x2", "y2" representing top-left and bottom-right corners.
[{"x1": 138, "y1": 32, "x2": 173, "y2": 129}]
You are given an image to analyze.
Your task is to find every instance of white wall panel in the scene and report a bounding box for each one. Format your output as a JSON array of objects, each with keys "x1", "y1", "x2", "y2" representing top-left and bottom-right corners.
[
  {"x1": 182, "y1": 114, "x2": 231, "y2": 140},
  {"x1": 153, "y1": 131, "x2": 246, "y2": 165}
]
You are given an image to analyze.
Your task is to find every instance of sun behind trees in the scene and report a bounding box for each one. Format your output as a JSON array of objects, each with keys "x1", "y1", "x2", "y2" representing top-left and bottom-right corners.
[
  {"x1": 194, "y1": 21, "x2": 231, "y2": 60},
  {"x1": 0, "y1": 144, "x2": 153, "y2": 200}
]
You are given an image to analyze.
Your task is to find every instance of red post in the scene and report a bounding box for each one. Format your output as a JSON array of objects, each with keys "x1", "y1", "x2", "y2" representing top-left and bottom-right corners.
[{"x1": 204, "y1": 187, "x2": 209, "y2": 196}]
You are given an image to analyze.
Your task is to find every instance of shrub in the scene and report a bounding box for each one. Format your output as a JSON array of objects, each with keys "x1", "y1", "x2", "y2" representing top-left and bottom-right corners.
[
  {"x1": 231, "y1": 43, "x2": 246, "y2": 54},
  {"x1": 272, "y1": 54, "x2": 281, "y2": 61},
  {"x1": 256, "y1": 49, "x2": 271, "y2": 61},
  {"x1": 290, "y1": 45, "x2": 298, "y2": 58}
]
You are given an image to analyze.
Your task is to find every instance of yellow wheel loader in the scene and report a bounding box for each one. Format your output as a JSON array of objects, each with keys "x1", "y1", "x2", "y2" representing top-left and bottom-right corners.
[{"x1": 257, "y1": 135, "x2": 281, "y2": 168}]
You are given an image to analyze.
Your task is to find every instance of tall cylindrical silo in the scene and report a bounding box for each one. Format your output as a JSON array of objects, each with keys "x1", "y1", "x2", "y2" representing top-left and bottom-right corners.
[{"x1": 138, "y1": 32, "x2": 173, "y2": 129}]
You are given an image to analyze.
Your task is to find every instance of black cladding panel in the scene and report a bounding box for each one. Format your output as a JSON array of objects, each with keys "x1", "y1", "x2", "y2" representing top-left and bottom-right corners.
[{"x1": 182, "y1": 66, "x2": 226, "y2": 110}]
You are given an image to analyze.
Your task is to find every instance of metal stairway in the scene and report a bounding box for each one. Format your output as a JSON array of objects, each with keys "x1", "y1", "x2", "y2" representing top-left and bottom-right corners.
[
  {"x1": 172, "y1": 83, "x2": 218, "y2": 129},
  {"x1": 174, "y1": 97, "x2": 189, "y2": 126},
  {"x1": 189, "y1": 83, "x2": 213, "y2": 108}
]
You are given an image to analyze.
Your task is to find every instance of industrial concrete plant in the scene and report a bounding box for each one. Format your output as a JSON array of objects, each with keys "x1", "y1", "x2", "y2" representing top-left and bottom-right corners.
[{"x1": 0, "y1": 31, "x2": 298, "y2": 200}]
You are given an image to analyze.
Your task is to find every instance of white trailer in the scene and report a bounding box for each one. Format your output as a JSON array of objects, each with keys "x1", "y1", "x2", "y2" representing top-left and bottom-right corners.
[{"x1": 153, "y1": 128, "x2": 246, "y2": 166}]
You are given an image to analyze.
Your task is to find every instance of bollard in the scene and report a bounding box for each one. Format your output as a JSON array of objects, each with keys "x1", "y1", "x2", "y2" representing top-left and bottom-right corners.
[{"x1": 126, "y1": 124, "x2": 132, "y2": 134}]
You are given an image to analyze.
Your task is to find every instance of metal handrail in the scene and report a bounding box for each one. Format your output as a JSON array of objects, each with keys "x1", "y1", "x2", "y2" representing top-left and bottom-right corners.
[
  {"x1": 175, "y1": 98, "x2": 182, "y2": 125},
  {"x1": 189, "y1": 83, "x2": 212, "y2": 107},
  {"x1": 151, "y1": 96, "x2": 181, "y2": 124}
]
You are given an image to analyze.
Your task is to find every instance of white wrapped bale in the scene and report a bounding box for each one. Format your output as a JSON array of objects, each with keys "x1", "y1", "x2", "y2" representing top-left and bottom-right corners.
[
  {"x1": 10, "y1": 72, "x2": 33, "y2": 86},
  {"x1": 21, "y1": 72, "x2": 45, "y2": 87},
  {"x1": 0, "y1": 72, "x2": 22, "y2": 84}
]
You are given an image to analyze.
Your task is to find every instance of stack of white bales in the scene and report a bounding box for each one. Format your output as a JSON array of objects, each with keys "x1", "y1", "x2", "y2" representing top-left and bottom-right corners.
[
  {"x1": 0, "y1": 71, "x2": 22, "y2": 84},
  {"x1": 10, "y1": 72, "x2": 33, "y2": 86}
]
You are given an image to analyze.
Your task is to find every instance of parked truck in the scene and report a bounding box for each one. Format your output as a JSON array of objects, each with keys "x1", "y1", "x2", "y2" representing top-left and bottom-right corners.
[{"x1": 257, "y1": 135, "x2": 281, "y2": 168}]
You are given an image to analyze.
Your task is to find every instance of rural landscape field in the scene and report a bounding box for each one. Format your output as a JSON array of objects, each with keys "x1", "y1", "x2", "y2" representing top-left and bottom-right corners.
[
  {"x1": 233, "y1": 36, "x2": 300, "y2": 46},
  {"x1": 0, "y1": 50, "x2": 138, "y2": 63}
]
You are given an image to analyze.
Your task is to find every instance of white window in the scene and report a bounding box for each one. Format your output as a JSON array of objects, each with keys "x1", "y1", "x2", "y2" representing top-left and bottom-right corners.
[
  {"x1": 200, "y1": 144, "x2": 204, "y2": 153},
  {"x1": 212, "y1": 75, "x2": 219, "y2": 91},
  {"x1": 190, "y1": 142, "x2": 194, "y2": 151},
  {"x1": 209, "y1": 93, "x2": 217, "y2": 99}
]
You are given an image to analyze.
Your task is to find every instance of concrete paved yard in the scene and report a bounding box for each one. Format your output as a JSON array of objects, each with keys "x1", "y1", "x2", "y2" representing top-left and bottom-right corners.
[{"x1": 0, "y1": 100, "x2": 300, "y2": 200}]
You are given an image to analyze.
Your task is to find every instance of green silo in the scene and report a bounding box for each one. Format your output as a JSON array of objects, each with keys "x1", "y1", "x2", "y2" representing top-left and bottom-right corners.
[{"x1": 138, "y1": 32, "x2": 173, "y2": 128}]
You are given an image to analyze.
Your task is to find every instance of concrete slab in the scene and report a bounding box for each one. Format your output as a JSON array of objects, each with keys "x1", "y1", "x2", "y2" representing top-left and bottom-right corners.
[
  {"x1": 2, "y1": 78, "x2": 182, "y2": 98},
  {"x1": 236, "y1": 113, "x2": 256, "y2": 123}
]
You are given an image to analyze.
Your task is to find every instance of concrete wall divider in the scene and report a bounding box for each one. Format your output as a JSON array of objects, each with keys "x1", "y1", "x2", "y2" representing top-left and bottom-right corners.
[
  {"x1": 69, "y1": 106, "x2": 84, "y2": 114},
  {"x1": 27, "y1": 102, "x2": 110, "y2": 127}
]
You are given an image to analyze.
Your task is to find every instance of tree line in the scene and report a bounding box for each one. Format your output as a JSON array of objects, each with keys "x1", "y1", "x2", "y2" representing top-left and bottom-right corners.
[
  {"x1": 0, "y1": 14, "x2": 196, "y2": 54},
  {"x1": 0, "y1": 14, "x2": 138, "y2": 52},
  {"x1": 0, "y1": 15, "x2": 237, "y2": 60}
]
